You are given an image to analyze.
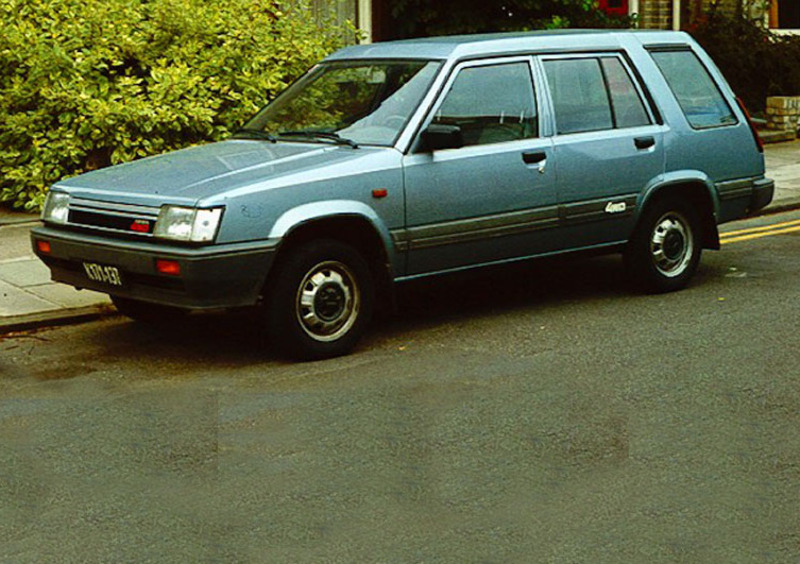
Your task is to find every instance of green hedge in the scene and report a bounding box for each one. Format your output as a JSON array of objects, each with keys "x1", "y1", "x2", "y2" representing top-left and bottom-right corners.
[
  {"x1": 690, "y1": 10, "x2": 800, "y2": 114},
  {"x1": 0, "y1": 0, "x2": 352, "y2": 210}
]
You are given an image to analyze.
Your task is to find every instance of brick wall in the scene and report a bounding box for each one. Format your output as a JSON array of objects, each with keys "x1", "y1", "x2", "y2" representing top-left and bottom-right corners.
[
  {"x1": 637, "y1": 0, "x2": 741, "y2": 30},
  {"x1": 638, "y1": 0, "x2": 673, "y2": 28},
  {"x1": 766, "y1": 96, "x2": 800, "y2": 131}
]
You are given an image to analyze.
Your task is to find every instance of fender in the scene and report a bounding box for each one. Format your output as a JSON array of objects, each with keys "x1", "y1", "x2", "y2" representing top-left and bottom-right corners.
[{"x1": 268, "y1": 200, "x2": 401, "y2": 269}]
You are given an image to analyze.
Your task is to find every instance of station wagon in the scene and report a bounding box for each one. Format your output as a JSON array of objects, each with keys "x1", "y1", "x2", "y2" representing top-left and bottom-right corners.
[{"x1": 33, "y1": 30, "x2": 774, "y2": 359}]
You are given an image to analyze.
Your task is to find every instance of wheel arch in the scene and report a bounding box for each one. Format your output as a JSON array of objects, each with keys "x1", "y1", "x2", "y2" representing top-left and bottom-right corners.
[
  {"x1": 267, "y1": 202, "x2": 398, "y2": 312},
  {"x1": 638, "y1": 174, "x2": 720, "y2": 250}
]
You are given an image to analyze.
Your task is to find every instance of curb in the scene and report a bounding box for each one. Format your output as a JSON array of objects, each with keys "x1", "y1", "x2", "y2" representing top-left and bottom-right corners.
[
  {"x1": 0, "y1": 209, "x2": 39, "y2": 227},
  {"x1": 0, "y1": 304, "x2": 117, "y2": 336},
  {"x1": 0, "y1": 220, "x2": 39, "y2": 228},
  {"x1": 752, "y1": 197, "x2": 800, "y2": 218}
]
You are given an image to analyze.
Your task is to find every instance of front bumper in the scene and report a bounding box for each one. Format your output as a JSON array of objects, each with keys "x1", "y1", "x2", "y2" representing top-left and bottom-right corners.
[{"x1": 31, "y1": 226, "x2": 278, "y2": 310}]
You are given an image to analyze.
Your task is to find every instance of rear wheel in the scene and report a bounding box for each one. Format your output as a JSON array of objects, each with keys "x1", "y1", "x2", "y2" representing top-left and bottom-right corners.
[
  {"x1": 111, "y1": 295, "x2": 188, "y2": 324},
  {"x1": 265, "y1": 239, "x2": 374, "y2": 360},
  {"x1": 625, "y1": 195, "x2": 702, "y2": 293}
]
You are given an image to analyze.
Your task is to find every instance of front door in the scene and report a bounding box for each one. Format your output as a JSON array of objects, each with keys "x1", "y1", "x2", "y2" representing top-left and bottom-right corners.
[{"x1": 402, "y1": 58, "x2": 558, "y2": 276}]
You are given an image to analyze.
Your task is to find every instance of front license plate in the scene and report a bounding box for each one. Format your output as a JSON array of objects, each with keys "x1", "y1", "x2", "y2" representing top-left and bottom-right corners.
[{"x1": 82, "y1": 262, "x2": 123, "y2": 287}]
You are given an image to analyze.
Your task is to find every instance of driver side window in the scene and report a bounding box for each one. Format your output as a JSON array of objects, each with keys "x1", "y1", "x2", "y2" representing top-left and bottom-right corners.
[{"x1": 433, "y1": 62, "x2": 538, "y2": 147}]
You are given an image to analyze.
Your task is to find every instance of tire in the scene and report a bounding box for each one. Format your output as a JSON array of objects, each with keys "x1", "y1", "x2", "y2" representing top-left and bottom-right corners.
[
  {"x1": 264, "y1": 239, "x2": 374, "y2": 361},
  {"x1": 625, "y1": 195, "x2": 702, "y2": 293},
  {"x1": 111, "y1": 295, "x2": 188, "y2": 324}
]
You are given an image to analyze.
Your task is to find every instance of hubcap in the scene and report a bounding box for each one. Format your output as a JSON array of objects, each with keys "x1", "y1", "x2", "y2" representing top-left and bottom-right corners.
[
  {"x1": 650, "y1": 211, "x2": 693, "y2": 277},
  {"x1": 296, "y1": 261, "x2": 360, "y2": 342}
]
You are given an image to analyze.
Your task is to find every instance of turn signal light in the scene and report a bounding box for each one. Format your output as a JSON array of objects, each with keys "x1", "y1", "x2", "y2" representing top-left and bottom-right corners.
[
  {"x1": 156, "y1": 259, "x2": 181, "y2": 276},
  {"x1": 36, "y1": 240, "x2": 52, "y2": 254}
]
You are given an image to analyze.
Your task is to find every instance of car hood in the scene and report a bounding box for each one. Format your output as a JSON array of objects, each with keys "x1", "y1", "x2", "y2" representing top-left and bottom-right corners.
[{"x1": 57, "y1": 140, "x2": 383, "y2": 205}]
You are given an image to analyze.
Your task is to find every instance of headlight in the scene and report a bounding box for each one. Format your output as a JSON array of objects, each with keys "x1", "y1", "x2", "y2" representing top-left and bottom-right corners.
[
  {"x1": 154, "y1": 206, "x2": 224, "y2": 243},
  {"x1": 41, "y1": 191, "x2": 70, "y2": 224}
]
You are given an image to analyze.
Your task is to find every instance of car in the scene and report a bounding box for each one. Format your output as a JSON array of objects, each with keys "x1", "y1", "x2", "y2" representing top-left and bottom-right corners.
[{"x1": 32, "y1": 30, "x2": 774, "y2": 360}]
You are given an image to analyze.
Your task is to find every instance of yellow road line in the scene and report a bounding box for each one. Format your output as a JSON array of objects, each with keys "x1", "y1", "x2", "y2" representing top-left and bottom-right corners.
[
  {"x1": 719, "y1": 218, "x2": 800, "y2": 239},
  {"x1": 721, "y1": 224, "x2": 800, "y2": 244}
]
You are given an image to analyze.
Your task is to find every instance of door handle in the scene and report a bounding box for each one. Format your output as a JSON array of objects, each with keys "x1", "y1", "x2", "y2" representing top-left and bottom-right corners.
[
  {"x1": 634, "y1": 136, "x2": 655, "y2": 150},
  {"x1": 522, "y1": 151, "x2": 546, "y2": 164},
  {"x1": 522, "y1": 151, "x2": 547, "y2": 173}
]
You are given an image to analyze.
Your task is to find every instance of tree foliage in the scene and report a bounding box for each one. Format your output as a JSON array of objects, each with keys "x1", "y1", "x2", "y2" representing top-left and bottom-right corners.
[
  {"x1": 385, "y1": 0, "x2": 633, "y2": 39},
  {"x1": 689, "y1": 7, "x2": 800, "y2": 113},
  {"x1": 0, "y1": 0, "x2": 351, "y2": 210}
]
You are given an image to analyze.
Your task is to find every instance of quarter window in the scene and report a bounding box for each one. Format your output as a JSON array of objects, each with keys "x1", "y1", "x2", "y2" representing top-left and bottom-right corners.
[
  {"x1": 650, "y1": 49, "x2": 737, "y2": 129},
  {"x1": 433, "y1": 62, "x2": 538, "y2": 147},
  {"x1": 543, "y1": 57, "x2": 652, "y2": 135},
  {"x1": 601, "y1": 58, "x2": 651, "y2": 129}
]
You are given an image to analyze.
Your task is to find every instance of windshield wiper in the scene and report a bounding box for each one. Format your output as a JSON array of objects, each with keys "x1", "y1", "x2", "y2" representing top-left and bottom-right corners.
[
  {"x1": 232, "y1": 128, "x2": 277, "y2": 143},
  {"x1": 278, "y1": 130, "x2": 359, "y2": 149}
]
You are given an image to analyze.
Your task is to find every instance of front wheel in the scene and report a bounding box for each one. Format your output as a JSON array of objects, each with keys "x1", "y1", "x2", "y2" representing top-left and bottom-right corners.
[
  {"x1": 625, "y1": 196, "x2": 702, "y2": 293},
  {"x1": 264, "y1": 240, "x2": 374, "y2": 360}
]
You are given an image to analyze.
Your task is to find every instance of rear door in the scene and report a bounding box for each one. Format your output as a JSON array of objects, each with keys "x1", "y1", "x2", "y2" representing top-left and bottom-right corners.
[{"x1": 539, "y1": 54, "x2": 665, "y2": 248}]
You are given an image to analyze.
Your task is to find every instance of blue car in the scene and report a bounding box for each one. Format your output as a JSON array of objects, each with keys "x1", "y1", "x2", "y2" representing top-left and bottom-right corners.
[{"x1": 33, "y1": 30, "x2": 774, "y2": 359}]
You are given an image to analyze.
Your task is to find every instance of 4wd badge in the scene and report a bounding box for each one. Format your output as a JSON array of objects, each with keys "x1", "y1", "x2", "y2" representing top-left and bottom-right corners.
[{"x1": 605, "y1": 201, "x2": 627, "y2": 214}]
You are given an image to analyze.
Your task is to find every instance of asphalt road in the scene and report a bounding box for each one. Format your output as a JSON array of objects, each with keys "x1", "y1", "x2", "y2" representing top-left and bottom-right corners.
[{"x1": 2, "y1": 211, "x2": 800, "y2": 563}]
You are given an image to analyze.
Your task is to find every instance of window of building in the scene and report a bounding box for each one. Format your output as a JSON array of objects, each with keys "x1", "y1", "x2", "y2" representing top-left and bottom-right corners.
[{"x1": 776, "y1": 0, "x2": 800, "y2": 28}]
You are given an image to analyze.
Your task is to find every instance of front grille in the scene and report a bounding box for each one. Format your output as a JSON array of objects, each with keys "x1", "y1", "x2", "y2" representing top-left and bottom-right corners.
[{"x1": 66, "y1": 197, "x2": 160, "y2": 238}]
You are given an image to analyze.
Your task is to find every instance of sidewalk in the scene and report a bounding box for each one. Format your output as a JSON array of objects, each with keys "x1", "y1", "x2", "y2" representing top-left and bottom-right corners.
[
  {"x1": 0, "y1": 220, "x2": 113, "y2": 333},
  {"x1": 3, "y1": 139, "x2": 800, "y2": 334}
]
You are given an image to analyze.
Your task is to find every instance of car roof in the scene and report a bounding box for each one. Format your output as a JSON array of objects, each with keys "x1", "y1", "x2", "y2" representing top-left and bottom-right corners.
[{"x1": 325, "y1": 30, "x2": 693, "y2": 62}]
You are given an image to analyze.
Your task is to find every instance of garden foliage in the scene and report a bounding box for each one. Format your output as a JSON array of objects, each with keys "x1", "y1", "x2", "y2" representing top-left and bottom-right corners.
[
  {"x1": 384, "y1": 0, "x2": 634, "y2": 40},
  {"x1": 690, "y1": 8, "x2": 800, "y2": 114},
  {"x1": 0, "y1": 0, "x2": 351, "y2": 209}
]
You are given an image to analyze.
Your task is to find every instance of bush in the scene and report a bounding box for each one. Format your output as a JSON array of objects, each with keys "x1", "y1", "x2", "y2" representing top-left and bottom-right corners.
[
  {"x1": 0, "y1": 0, "x2": 352, "y2": 210},
  {"x1": 690, "y1": 9, "x2": 800, "y2": 113}
]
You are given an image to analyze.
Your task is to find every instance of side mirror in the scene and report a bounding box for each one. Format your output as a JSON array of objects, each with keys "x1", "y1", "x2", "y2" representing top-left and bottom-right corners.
[{"x1": 422, "y1": 123, "x2": 463, "y2": 152}]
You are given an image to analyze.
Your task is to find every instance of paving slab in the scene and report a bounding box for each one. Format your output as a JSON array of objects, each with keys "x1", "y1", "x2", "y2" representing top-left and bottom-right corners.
[
  {"x1": 764, "y1": 139, "x2": 800, "y2": 168},
  {"x1": 24, "y1": 283, "x2": 111, "y2": 309},
  {"x1": 768, "y1": 164, "x2": 800, "y2": 204},
  {"x1": 0, "y1": 279, "x2": 60, "y2": 317},
  {"x1": 0, "y1": 223, "x2": 35, "y2": 261},
  {"x1": 0, "y1": 258, "x2": 52, "y2": 287}
]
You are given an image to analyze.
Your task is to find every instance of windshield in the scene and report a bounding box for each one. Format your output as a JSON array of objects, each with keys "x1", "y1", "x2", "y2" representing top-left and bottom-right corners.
[{"x1": 241, "y1": 60, "x2": 442, "y2": 147}]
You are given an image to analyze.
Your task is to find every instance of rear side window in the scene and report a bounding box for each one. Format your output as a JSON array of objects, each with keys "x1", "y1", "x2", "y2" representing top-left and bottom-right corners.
[
  {"x1": 650, "y1": 49, "x2": 737, "y2": 129},
  {"x1": 544, "y1": 59, "x2": 612, "y2": 134},
  {"x1": 543, "y1": 57, "x2": 651, "y2": 135}
]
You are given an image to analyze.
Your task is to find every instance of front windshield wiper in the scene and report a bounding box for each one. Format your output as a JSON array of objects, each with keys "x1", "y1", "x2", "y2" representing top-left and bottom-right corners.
[
  {"x1": 278, "y1": 130, "x2": 359, "y2": 149},
  {"x1": 232, "y1": 128, "x2": 277, "y2": 143}
]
